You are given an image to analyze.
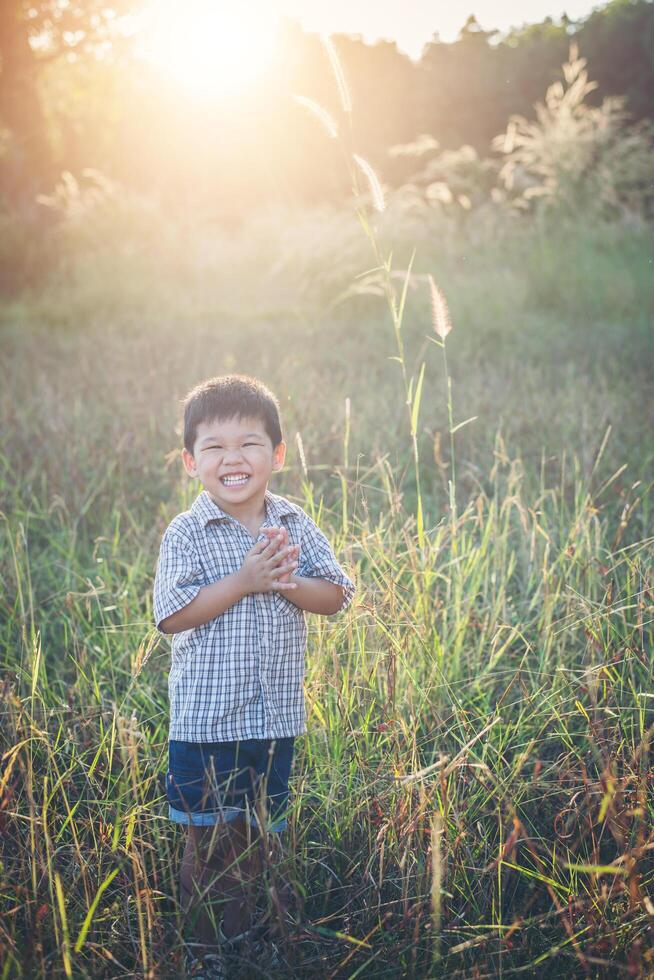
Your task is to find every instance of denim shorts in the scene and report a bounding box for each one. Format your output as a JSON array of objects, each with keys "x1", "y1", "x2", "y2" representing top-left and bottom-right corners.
[{"x1": 166, "y1": 737, "x2": 295, "y2": 831}]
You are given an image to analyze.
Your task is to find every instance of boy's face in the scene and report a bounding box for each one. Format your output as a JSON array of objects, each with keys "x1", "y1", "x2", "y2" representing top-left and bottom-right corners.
[{"x1": 182, "y1": 415, "x2": 285, "y2": 514}]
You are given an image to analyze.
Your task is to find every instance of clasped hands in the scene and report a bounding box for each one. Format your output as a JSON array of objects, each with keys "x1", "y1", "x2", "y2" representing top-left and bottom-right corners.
[{"x1": 239, "y1": 526, "x2": 300, "y2": 594}]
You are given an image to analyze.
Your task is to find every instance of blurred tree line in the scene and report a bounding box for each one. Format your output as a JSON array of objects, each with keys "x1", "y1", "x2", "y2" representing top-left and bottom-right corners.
[{"x1": 1, "y1": 0, "x2": 653, "y2": 218}]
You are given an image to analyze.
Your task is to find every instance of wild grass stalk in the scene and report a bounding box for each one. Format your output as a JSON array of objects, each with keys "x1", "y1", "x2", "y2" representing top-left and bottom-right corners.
[{"x1": 307, "y1": 36, "x2": 433, "y2": 550}]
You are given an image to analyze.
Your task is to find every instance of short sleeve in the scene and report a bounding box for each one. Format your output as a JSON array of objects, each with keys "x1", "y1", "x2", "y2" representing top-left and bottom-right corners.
[
  {"x1": 153, "y1": 528, "x2": 205, "y2": 632},
  {"x1": 297, "y1": 514, "x2": 355, "y2": 612}
]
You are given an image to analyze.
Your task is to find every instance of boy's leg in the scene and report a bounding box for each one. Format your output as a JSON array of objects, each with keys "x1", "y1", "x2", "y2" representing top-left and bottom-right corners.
[
  {"x1": 180, "y1": 823, "x2": 221, "y2": 947},
  {"x1": 218, "y1": 814, "x2": 263, "y2": 939},
  {"x1": 260, "y1": 829, "x2": 300, "y2": 938},
  {"x1": 169, "y1": 739, "x2": 263, "y2": 945},
  {"x1": 257, "y1": 737, "x2": 298, "y2": 935},
  {"x1": 180, "y1": 815, "x2": 262, "y2": 946}
]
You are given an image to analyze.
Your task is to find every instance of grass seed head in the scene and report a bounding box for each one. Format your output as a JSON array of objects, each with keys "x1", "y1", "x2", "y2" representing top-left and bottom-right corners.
[
  {"x1": 353, "y1": 154, "x2": 386, "y2": 213},
  {"x1": 296, "y1": 431, "x2": 308, "y2": 478},
  {"x1": 292, "y1": 95, "x2": 338, "y2": 139},
  {"x1": 322, "y1": 35, "x2": 352, "y2": 115},
  {"x1": 428, "y1": 275, "x2": 452, "y2": 340}
]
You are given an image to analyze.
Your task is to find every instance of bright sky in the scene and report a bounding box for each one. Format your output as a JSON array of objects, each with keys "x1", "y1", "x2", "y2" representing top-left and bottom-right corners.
[
  {"x1": 141, "y1": 0, "x2": 603, "y2": 97},
  {"x1": 274, "y1": 0, "x2": 601, "y2": 58}
]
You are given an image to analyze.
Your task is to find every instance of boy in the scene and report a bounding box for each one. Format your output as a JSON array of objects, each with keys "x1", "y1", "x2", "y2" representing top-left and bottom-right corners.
[{"x1": 153, "y1": 375, "x2": 354, "y2": 975}]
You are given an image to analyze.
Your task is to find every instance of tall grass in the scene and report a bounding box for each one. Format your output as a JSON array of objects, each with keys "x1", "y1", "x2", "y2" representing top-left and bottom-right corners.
[
  {"x1": 1, "y1": 414, "x2": 653, "y2": 976},
  {"x1": 1, "y1": 50, "x2": 654, "y2": 980}
]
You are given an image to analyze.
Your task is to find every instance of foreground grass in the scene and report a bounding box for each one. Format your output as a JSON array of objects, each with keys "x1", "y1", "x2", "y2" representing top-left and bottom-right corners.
[{"x1": 1, "y1": 210, "x2": 654, "y2": 977}]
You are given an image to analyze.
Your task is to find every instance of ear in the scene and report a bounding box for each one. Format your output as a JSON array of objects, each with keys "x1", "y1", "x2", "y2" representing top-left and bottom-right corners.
[
  {"x1": 181, "y1": 447, "x2": 198, "y2": 478},
  {"x1": 271, "y1": 441, "x2": 286, "y2": 472}
]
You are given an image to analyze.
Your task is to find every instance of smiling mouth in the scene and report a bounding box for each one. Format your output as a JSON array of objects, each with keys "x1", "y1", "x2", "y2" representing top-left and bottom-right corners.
[{"x1": 220, "y1": 473, "x2": 250, "y2": 487}]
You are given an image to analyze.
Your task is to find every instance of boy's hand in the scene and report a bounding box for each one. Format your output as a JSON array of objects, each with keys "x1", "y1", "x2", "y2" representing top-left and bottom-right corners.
[
  {"x1": 239, "y1": 532, "x2": 300, "y2": 594},
  {"x1": 259, "y1": 527, "x2": 300, "y2": 585}
]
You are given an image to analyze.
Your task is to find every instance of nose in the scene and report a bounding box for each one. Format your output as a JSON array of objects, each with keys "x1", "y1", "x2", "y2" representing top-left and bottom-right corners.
[{"x1": 223, "y1": 447, "x2": 244, "y2": 463}]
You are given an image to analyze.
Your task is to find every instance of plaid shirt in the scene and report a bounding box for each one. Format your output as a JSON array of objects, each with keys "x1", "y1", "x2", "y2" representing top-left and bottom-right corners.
[{"x1": 153, "y1": 490, "x2": 355, "y2": 742}]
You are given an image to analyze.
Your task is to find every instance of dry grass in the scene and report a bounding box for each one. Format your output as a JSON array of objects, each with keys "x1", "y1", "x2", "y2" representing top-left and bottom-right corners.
[
  {"x1": 1, "y1": 42, "x2": 653, "y2": 975},
  {"x1": 1, "y1": 199, "x2": 653, "y2": 976}
]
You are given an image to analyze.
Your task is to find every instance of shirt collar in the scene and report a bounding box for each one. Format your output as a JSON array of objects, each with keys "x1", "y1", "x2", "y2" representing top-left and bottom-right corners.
[{"x1": 191, "y1": 490, "x2": 295, "y2": 527}]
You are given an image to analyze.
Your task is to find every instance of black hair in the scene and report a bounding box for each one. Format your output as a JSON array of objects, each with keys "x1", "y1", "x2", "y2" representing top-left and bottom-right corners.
[{"x1": 182, "y1": 374, "x2": 283, "y2": 454}]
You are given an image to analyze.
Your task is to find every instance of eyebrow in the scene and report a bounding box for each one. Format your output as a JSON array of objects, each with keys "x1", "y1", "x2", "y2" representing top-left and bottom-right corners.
[{"x1": 199, "y1": 432, "x2": 265, "y2": 445}]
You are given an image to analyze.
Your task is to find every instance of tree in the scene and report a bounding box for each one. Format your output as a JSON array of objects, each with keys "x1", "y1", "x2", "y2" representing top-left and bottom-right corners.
[
  {"x1": 0, "y1": 0, "x2": 132, "y2": 203},
  {"x1": 578, "y1": 0, "x2": 654, "y2": 118}
]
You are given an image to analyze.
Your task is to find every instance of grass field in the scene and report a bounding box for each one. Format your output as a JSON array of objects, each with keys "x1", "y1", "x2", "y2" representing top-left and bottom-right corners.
[{"x1": 1, "y1": 202, "x2": 654, "y2": 977}]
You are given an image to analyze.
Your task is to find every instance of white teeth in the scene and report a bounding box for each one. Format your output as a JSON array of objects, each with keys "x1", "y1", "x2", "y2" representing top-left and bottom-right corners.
[{"x1": 221, "y1": 474, "x2": 249, "y2": 486}]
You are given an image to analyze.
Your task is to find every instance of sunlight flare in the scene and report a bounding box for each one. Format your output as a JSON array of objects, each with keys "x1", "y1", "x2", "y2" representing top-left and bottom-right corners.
[{"x1": 142, "y1": 0, "x2": 277, "y2": 96}]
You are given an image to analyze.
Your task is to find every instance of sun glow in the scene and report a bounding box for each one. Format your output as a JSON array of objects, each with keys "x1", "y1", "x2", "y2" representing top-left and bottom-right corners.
[{"x1": 142, "y1": 1, "x2": 277, "y2": 96}]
